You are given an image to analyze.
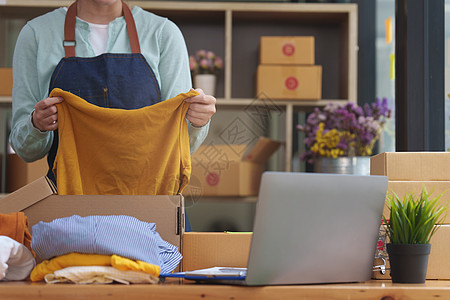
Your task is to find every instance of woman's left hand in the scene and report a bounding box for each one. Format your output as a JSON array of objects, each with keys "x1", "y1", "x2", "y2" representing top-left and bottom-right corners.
[{"x1": 185, "y1": 88, "x2": 216, "y2": 127}]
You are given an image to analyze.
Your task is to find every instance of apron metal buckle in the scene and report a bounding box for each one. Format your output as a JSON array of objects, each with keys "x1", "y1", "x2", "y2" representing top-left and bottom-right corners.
[{"x1": 63, "y1": 40, "x2": 76, "y2": 47}]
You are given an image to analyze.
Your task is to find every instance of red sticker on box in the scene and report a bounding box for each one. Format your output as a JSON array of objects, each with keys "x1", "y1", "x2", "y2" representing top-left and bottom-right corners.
[
  {"x1": 282, "y1": 43, "x2": 295, "y2": 56},
  {"x1": 285, "y1": 77, "x2": 298, "y2": 90},
  {"x1": 206, "y1": 172, "x2": 220, "y2": 186},
  {"x1": 377, "y1": 240, "x2": 384, "y2": 251}
]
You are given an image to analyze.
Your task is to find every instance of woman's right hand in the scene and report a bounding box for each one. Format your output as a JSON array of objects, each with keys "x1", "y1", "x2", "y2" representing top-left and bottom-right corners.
[{"x1": 31, "y1": 96, "x2": 64, "y2": 132}]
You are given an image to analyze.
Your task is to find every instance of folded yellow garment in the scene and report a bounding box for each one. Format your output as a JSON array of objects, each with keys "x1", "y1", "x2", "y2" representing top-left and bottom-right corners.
[
  {"x1": 44, "y1": 266, "x2": 159, "y2": 285},
  {"x1": 111, "y1": 255, "x2": 160, "y2": 275},
  {"x1": 31, "y1": 252, "x2": 161, "y2": 281},
  {"x1": 49, "y1": 88, "x2": 197, "y2": 195}
]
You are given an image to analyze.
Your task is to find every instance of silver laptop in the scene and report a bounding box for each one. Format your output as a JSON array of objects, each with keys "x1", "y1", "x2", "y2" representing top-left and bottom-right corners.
[{"x1": 163, "y1": 171, "x2": 388, "y2": 285}]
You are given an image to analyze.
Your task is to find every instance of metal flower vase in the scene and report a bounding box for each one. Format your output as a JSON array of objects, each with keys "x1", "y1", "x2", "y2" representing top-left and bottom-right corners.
[
  {"x1": 194, "y1": 74, "x2": 216, "y2": 96},
  {"x1": 313, "y1": 156, "x2": 370, "y2": 175}
]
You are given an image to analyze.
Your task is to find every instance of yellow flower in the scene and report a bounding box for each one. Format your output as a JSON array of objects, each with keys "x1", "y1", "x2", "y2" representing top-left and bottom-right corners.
[{"x1": 311, "y1": 122, "x2": 347, "y2": 158}]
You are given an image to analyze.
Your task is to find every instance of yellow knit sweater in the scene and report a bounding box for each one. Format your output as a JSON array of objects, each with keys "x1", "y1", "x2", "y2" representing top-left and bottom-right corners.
[{"x1": 49, "y1": 88, "x2": 197, "y2": 195}]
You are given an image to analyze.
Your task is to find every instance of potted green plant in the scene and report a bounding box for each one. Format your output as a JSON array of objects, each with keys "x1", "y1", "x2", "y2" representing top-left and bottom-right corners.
[{"x1": 383, "y1": 187, "x2": 447, "y2": 283}]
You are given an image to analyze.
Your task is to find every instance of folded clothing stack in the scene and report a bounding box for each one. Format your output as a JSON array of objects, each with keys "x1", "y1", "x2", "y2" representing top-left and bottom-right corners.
[
  {"x1": 31, "y1": 215, "x2": 182, "y2": 284},
  {"x1": 31, "y1": 253, "x2": 160, "y2": 284}
]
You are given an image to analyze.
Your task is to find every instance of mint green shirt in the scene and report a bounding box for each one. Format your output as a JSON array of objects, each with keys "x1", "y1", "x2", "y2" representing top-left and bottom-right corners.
[{"x1": 10, "y1": 6, "x2": 208, "y2": 162}]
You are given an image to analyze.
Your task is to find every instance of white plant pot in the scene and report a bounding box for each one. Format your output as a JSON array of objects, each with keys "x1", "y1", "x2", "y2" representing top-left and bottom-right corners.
[{"x1": 194, "y1": 74, "x2": 216, "y2": 96}]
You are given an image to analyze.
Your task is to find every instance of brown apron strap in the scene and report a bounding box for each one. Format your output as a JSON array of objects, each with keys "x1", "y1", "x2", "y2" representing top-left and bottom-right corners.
[
  {"x1": 64, "y1": 2, "x2": 77, "y2": 58},
  {"x1": 64, "y1": 1, "x2": 140, "y2": 58},
  {"x1": 122, "y1": 2, "x2": 141, "y2": 54}
]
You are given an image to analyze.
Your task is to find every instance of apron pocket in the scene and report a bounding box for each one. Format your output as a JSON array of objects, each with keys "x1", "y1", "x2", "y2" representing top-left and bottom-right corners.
[{"x1": 66, "y1": 87, "x2": 109, "y2": 108}]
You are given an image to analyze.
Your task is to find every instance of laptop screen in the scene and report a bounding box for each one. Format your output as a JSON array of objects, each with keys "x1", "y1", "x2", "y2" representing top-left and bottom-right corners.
[{"x1": 245, "y1": 172, "x2": 387, "y2": 285}]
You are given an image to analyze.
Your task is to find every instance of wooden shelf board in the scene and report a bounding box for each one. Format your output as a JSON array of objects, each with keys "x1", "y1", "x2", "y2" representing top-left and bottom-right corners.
[
  {"x1": 2, "y1": 1, "x2": 356, "y2": 14},
  {"x1": 216, "y1": 98, "x2": 350, "y2": 107},
  {"x1": 1, "y1": 97, "x2": 350, "y2": 108},
  {"x1": 0, "y1": 96, "x2": 11, "y2": 105}
]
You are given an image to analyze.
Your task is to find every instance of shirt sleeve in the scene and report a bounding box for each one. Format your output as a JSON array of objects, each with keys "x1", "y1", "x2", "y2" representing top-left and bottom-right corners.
[
  {"x1": 158, "y1": 19, "x2": 209, "y2": 154},
  {"x1": 188, "y1": 120, "x2": 210, "y2": 154},
  {"x1": 9, "y1": 24, "x2": 54, "y2": 162}
]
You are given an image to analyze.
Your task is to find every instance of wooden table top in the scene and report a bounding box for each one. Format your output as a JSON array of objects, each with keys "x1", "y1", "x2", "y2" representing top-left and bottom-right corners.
[{"x1": 1, "y1": 279, "x2": 450, "y2": 299}]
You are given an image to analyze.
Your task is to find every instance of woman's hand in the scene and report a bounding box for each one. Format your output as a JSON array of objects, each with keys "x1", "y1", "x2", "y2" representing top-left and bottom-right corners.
[
  {"x1": 31, "y1": 96, "x2": 64, "y2": 132},
  {"x1": 185, "y1": 88, "x2": 216, "y2": 127}
]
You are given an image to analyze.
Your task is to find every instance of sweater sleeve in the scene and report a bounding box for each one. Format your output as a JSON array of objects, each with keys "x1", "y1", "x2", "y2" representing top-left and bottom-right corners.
[
  {"x1": 158, "y1": 19, "x2": 209, "y2": 154},
  {"x1": 9, "y1": 24, "x2": 53, "y2": 162}
]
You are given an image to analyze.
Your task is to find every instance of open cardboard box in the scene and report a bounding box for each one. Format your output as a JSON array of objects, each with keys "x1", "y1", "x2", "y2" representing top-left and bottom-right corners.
[
  {"x1": 0, "y1": 177, "x2": 185, "y2": 267},
  {"x1": 183, "y1": 137, "x2": 281, "y2": 197}
]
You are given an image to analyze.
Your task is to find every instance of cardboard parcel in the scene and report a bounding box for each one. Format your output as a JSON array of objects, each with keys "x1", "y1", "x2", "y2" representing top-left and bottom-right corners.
[
  {"x1": 370, "y1": 151, "x2": 450, "y2": 280},
  {"x1": 384, "y1": 181, "x2": 450, "y2": 224},
  {"x1": 182, "y1": 232, "x2": 252, "y2": 271},
  {"x1": 0, "y1": 177, "x2": 185, "y2": 267},
  {"x1": 370, "y1": 152, "x2": 450, "y2": 181},
  {"x1": 259, "y1": 36, "x2": 315, "y2": 65},
  {"x1": 6, "y1": 154, "x2": 48, "y2": 192},
  {"x1": 0, "y1": 68, "x2": 13, "y2": 95},
  {"x1": 183, "y1": 137, "x2": 281, "y2": 197},
  {"x1": 256, "y1": 65, "x2": 322, "y2": 100}
]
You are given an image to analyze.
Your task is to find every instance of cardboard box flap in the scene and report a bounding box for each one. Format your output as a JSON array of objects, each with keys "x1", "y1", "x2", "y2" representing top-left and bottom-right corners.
[
  {"x1": 243, "y1": 137, "x2": 281, "y2": 163},
  {"x1": 193, "y1": 138, "x2": 280, "y2": 164},
  {"x1": 193, "y1": 144, "x2": 245, "y2": 163},
  {"x1": 0, "y1": 176, "x2": 56, "y2": 214}
]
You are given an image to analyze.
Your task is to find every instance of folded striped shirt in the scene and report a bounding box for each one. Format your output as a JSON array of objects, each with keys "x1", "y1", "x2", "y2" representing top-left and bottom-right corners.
[{"x1": 31, "y1": 215, "x2": 182, "y2": 274}]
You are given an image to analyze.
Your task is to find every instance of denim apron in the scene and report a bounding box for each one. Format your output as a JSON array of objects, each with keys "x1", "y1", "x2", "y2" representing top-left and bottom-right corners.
[
  {"x1": 46, "y1": 1, "x2": 161, "y2": 184},
  {"x1": 46, "y1": 1, "x2": 192, "y2": 231}
]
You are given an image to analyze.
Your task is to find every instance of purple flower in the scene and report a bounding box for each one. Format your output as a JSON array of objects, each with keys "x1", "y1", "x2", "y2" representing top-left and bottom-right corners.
[
  {"x1": 297, "y1": 100, "x2": 392, "y2": 162},
  {"x1": 190, "y1": 50, "x2": 223, "y2": 75}
]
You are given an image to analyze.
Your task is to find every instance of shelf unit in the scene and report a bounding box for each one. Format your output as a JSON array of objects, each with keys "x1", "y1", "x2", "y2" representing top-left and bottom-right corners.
[{"x1": 0, "y1": 0, "x2": 357, "y2": 176}]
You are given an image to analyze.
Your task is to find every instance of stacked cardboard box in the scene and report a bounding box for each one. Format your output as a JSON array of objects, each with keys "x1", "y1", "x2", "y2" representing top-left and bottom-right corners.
[
  {"x1": 370, "y1": 152, "x2": 450, "y2": 280},
  {"x1": 256, "y1": 36, "x2": 322, "y2": 100},
  {"x1": 0, "y1": 68, "x2": 13, "y2": 95}
]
